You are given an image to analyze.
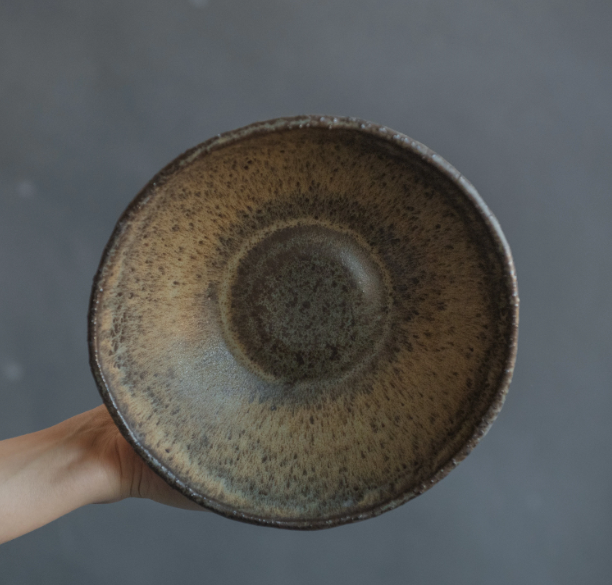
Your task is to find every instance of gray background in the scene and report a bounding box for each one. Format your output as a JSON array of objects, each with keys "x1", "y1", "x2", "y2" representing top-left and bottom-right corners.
[{"x1": 1, "y1": 0, "x2": 610, "y2": 583}]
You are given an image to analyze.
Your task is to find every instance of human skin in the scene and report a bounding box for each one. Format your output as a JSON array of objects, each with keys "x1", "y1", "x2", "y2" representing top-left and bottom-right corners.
[{"x1": 0, "y1": 405, "x2": 202, "y2": 545}]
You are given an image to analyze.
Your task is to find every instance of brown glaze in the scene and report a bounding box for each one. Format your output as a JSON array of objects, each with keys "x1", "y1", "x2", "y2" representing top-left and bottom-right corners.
[
  {"x1": 221, "y1": 223, "x2": 391, "y2": 385},
  {"x1": 88, "y1": 115, "x2": 518, "y2": 529}
]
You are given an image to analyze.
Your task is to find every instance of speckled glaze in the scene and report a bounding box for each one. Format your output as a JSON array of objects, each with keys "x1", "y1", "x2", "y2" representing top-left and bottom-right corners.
[{"x1": 88, "y1": 115, "x2": 519, "y2": 529}]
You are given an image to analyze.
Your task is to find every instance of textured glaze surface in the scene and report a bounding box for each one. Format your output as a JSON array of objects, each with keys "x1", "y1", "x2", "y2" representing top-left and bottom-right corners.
[
  {"x1": 221, "y1": 223, "x2": 391, "y2": 385},
  {"x1": 89, "y1": 116, "x2": 518, "y2": 528}
]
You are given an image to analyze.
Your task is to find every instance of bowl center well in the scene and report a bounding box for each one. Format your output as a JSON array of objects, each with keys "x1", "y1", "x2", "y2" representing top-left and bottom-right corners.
[{"x1": 221, "y1": 223, "x2": 391, "y2": 383}]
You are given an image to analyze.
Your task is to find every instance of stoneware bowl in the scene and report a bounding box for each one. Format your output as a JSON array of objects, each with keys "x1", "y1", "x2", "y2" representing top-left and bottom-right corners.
[{"x1": 88, "y1": 115, "x2": 519, "y2": 529}]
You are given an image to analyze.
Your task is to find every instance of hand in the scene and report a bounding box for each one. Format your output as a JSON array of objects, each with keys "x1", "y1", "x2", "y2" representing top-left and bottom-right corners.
[
  {"x1": 67, "y1": 405, "x2": 203, "y2": 508},
  {"x1": 0, "y1": 405, "x2": 202, "y2": 545}
]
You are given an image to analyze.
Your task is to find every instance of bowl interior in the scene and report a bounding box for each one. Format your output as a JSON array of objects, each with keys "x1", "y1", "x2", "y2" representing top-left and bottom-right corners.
[{"x1": 89, "y1": 118, "x2": 517, "y2": 529}]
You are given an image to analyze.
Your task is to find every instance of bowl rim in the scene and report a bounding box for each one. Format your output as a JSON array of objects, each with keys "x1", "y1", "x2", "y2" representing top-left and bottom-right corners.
[{"x1": 88, "y1": 114, "x2": 519, "y2": 530}]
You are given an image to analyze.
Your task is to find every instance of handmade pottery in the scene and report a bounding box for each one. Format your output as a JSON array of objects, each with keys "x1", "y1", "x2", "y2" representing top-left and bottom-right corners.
[{"x1": 89, "y1": 116, "x2": 518, "y2": 529}]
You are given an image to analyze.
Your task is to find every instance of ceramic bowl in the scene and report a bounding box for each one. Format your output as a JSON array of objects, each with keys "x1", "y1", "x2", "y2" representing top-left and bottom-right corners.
[{"x1": 89, "y1": 115, "x2": 518, "y2": 529}]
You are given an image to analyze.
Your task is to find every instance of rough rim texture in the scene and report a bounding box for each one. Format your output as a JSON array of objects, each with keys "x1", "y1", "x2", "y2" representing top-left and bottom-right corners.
[{"x1": 88, "y1": 115, "x2": 519, "y2": 530}]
